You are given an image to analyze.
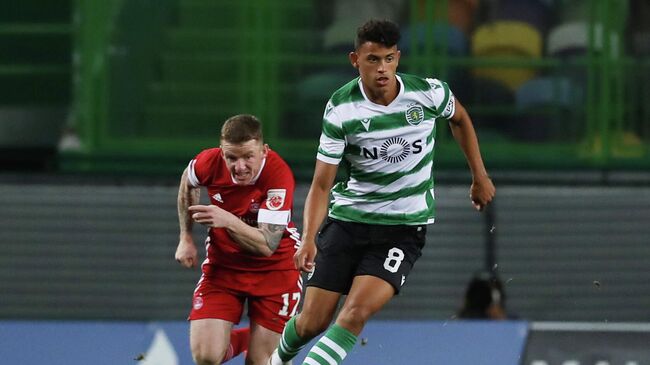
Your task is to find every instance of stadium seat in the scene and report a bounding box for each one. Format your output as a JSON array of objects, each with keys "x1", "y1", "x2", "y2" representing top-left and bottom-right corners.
[
  {"x1": 556, "y1": 0, "x2": 590, "y2": 23},
  {"x1": 493, "y1": 0, "x2": 553, "y2": 34},
  {"x1": 546, "y1": 21, "x2": 595, "y2": 57},
  {"x1": 545, "y1": 21, "x2": 615, "y2": 95},
  {"x1": 0, "y1": 0, "x2": 71, "y2": 151},
  {"x1": 516, "y1": 77, "x2": 581, "y2": 109},
  {"x1": 401, "y1": 22, "x2": 470, "y2": 95},
  {"x1": 471, "y1": 21, "x2": 542, "y2": 90},
  {"x1": 401, "y1": 22, "x2": 469, "y2": 56},
  {"x1": 515, "y1": 77, "x2": 583, "y2": 141}
]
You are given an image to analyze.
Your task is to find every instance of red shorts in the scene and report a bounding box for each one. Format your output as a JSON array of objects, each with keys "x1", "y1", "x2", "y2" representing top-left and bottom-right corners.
[{"x1": 189, "y1": 268, "x2": 302, "y2": 333}]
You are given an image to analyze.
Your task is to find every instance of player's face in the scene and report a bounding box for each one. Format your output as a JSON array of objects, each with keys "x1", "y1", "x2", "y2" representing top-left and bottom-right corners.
[
  {"x1": 221, "y1": 139, "x2": 268, "y2": 185},
  {"x1": 350, "y1": 42, "x2": 400, "y2": 96}
]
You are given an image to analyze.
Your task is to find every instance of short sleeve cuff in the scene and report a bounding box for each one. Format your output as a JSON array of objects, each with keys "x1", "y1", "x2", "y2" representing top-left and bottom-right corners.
[
  {"x1": 187, "y1": 160, "x2": 200, "y2": 187},
  {"x1": 317, "y1": 153, "x2": 342, "y2": 165}
]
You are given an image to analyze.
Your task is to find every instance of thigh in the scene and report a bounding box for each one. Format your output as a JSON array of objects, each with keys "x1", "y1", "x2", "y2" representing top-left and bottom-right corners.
[
  {"x1": 306, "y1": 218, "x2": 361, "y2": 294},
  {"x1": 336, "y1": 275, "x2": 395, "y2": 334},
  {"x1": 190, "y1": 318, "x2": 233, "y2": 360},
  {"x1": 247, "y1": 270, "x2": 302, "y2": 333},
  {"x1": 189, "y1": 275, "x2": 246, "y2": 323}
]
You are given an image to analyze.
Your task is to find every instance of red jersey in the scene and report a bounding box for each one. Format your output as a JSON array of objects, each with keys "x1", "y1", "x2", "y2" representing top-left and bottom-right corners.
[{"x1": 187, "y1": 148, "x2": 300, "y2": 272}]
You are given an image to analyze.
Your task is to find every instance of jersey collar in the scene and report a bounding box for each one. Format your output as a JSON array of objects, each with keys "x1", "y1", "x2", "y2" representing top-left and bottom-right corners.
[{"x1": 357, "y1": 74, "x2": 404, "y2": 107}]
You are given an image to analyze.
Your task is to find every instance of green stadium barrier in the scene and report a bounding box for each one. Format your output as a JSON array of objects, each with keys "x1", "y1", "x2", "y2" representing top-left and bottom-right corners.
[{"x1": 60, "y1": 0, "x2": 649, "y2": 177}]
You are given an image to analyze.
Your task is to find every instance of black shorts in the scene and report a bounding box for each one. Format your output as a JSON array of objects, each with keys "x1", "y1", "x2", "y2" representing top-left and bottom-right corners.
[{"x1": 306, "y1": 218, "x2": 426, "y2": 295}]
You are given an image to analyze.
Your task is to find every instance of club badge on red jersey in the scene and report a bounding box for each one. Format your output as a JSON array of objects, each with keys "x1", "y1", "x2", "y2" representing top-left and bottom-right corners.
[
  {"x1": 266, "y1": 189, "x2": 286, "y2": 210},
  {"x1": 193, "y1": 296, "x2": 204, "y2": 310}
]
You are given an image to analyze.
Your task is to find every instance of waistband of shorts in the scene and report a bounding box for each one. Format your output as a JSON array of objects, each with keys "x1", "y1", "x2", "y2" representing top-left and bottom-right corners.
[{"x1": 327, "y1": 217, "x2": 426, "y2": 233}]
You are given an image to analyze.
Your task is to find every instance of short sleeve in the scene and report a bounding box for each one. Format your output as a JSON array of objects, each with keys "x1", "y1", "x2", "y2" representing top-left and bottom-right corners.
[
  {"x1": 186, "y1": 160, "x2": 199, "y2": 187},
  {"x1": 187, "y1": 149, "x2": 218, "y2": 187},
  {"x1": 425, "y1": 78, "x2": 456, "y2": 119},
  {"x1": 316, "y1": 99, "x2": 346, "y2": 165}
]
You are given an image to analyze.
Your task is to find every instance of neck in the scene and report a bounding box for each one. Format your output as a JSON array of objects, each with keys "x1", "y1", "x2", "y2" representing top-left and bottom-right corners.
[{"x1": 364, "y1": 77, "x2": 399, "y2": 106}]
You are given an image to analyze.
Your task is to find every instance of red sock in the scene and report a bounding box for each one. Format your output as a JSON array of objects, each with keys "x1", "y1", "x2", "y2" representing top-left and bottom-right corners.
[{"x1": 221, "y1": 327, "x2": 250, "y2": 363}]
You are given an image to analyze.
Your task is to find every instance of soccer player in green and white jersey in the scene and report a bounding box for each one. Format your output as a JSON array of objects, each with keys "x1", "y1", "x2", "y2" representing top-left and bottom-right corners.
[{"x1": 268, "y1": 19, "x2": 495, "y2": 365}]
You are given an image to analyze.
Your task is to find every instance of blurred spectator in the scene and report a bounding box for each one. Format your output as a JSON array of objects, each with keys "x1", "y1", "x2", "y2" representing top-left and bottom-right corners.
[
  {"x1": 414, "y1": 0, "x2": 479, "y2": 35},
  {"x1": 457, "y1": 271, "x2": 514, "y2": 320}
]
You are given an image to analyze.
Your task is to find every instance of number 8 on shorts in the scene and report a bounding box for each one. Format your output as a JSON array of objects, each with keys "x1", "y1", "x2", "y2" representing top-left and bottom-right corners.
[{"x1": 383, "y1": 247, "x2": 405, "y2": 273}]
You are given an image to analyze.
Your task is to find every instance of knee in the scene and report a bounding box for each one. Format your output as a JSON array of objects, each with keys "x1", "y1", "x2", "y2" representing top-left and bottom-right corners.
[
  {"x1": 337, "y1": 304, "x2": 373, "y2": 331},
  {"x1": 192, "y1": 344, "x2": 226, "y2": 365},
  {"x1": 295, "y1": 313, "x2": 331, "y2": 339}
]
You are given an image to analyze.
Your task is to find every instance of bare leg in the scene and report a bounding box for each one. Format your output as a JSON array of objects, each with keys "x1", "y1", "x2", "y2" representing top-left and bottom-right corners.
[
  {"x1": 336, "y1": 275, "x2": 395, "y2": 334},
  {"x1": 267, "y1": 287, "x2": 341, "y2": 365},
  {"x1": 295, "y1": 286, "x2": 342, "y2": 339},
  {"x1": 190, "y1": 318, "x2": 234, "y2": 365},
  {"x1": 245, "y1": 322, "x2": 281, "y2": 365},
  {"x1": 297, "y1": 277, "x2": 394, "y2": 365}
]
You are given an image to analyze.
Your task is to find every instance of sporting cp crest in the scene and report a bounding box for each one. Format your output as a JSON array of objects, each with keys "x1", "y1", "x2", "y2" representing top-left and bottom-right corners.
[{"x1": 405, "y1": 103, "x2": 424, "y2": 125}]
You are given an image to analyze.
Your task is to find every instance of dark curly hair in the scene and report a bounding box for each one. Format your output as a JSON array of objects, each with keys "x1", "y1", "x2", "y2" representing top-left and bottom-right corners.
[{"x1": 355, "y1": 19, "x2": 401, "y2": 49}]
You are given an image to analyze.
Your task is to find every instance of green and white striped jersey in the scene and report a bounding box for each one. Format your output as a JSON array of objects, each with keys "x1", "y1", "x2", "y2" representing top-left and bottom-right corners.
[{"x1": 317, "y1": 72, "x2": 456, "y2": 225}]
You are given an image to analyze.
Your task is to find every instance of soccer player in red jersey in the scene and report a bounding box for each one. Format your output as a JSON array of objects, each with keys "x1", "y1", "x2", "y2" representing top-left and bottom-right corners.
[{"x1": 175, "y1": 114, "x2": 302, "y2": 365}]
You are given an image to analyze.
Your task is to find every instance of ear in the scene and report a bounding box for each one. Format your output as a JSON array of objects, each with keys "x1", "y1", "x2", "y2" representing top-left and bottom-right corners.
[
  {"x1": 262, "y1": 143, "x2": 269, "y2": 157},
  {"x1": 349, "y1": 52, "x2": 359, "y2": 68}
]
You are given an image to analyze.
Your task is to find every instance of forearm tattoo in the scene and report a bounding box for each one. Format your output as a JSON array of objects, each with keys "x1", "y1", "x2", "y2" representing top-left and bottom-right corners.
[
  {"x1": 178, "y1": 184, "x2": 200, "y2": 232},
  {"x1": 259, "y1": 223, "x2": 286, "y2": 252}
]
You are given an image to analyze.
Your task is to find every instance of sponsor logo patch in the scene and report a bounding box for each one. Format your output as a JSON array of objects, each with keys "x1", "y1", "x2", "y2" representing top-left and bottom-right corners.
[
  {"x1": 380, "y1": 137, "x2": 411, "y2": 163},
  {"x1": 266, "y1": 189, "x2": 286, "y2": 211}
]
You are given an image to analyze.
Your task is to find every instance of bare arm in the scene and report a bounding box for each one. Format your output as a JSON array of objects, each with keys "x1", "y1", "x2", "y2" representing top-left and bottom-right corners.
[
  {"x1": 294, "y1": 160, "x2": 338, "y2": 271},
  {"x1": 189, "y1": 205, "x2": 286, "y2": 257},
  {"x1": 176, "y1": 167, "x2": 200, "y2": 268},
  {"x1": 448, "y1": 98, "x2": 496, "y2": 210},
  {"x1": 223, "y1": 213, "x2": 285, "y2": 257}
]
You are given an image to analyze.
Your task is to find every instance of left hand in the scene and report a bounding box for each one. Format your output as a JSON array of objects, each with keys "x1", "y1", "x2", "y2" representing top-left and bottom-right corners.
[
  {"x1": 470, "y1": 175, "x2": 495, "y2": 211},
  {"x1": 189, "y1": 204, "x2": 233, "y2": 228}
]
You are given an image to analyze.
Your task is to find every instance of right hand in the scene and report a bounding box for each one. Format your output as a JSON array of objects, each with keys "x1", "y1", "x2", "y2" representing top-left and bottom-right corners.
[
  {"x1": 294, "y1": 240, "x2": 316, "y2": 273},
  {"x1": 470, "y1": 175, "x2": 495, "y2": 211},
  {"x1": 175, "y1": 236, "x2": 198, "y2": 268}
]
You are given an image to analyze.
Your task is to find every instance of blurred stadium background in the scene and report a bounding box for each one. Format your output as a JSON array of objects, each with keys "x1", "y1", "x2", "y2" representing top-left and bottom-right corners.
[{"x1": 1, "y1": 0, "x2": 649, "y2": 364}]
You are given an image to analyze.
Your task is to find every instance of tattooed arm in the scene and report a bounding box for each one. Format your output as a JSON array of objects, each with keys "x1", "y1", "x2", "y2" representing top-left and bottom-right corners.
[
  {"x1": 189, "y1": 204, "x2": 285, "y2": 257},
  {"x1": 175, "y1": 167, "x2": 201, "y2": 267},
  {"x1": 228, "y1": 221, "x2": 286, "y2": 257}
]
